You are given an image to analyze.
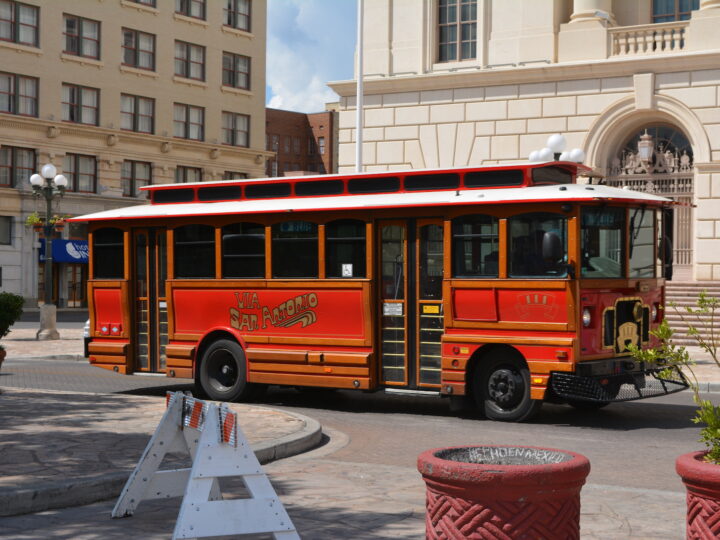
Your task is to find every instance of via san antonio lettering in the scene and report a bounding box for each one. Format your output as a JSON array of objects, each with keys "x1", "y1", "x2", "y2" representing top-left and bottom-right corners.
[{"x1": 229, "y1": 291, "x2": 319, "y2": 331}]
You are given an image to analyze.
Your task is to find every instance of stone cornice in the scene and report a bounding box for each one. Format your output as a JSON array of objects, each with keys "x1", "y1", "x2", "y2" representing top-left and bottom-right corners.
[
  {"x1": 0, "y1": 114, "x2": 273, "y2": 161},
  {"x1": 328, "y1": 50, "x2": 720, "y2": 97}
]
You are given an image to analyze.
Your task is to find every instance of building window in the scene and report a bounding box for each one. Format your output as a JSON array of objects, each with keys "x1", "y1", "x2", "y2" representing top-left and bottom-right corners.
[
  {"x1": 653, "y1": 0, "x2": 699, "y2": 22},
  {"x1": 0, "y1": 1, "x2": 38, "y2": 47},
  {"x1": 63, "y1": 154, "x2": 97, "y2": 193},
  {"x1": 175, "y1": 166, "x2": 202, "y2": 183},
  {"x1": 122, "y1": 28, "x2": 155, "y2": 70},
  {"x1": 122, "y1": 160, "x2": 152, "y2": 197},
  {"x1": 318, "y1": 137, "x2": 326, "y2": 155},
  {"x1": 0, "y1": 216, "x2": 11, "y2": 245},
  {"x1": 222, "y1": 51, "x2": 250, "y2": 89},
  {"x1": 0, "y1": 145, "x2": 34, "y2": 187},
  {"x1": 174, "y1": 103, "x2": 204, "y2": 140},
  {"x1": 174, "y1": 41, "x2": 205, "y2": 80},
  {"x1": 308, "y1": 138, "x2": 316, "y2": 155},
  {"x1": 438, "y1": 0, "x2": 477, "y2": 62},
  {"x1": 293, "y1": 137, "x2": 300, "y2": 155},
  {"x1": 63, "y1": 15, "x2": 100, "y2": 59},
  {"x1": 130, "y1": 0, "x2": 156, "y2": 6},
  {"x1": 120, "y1": 94, "x2": 154, "y2": 133},
  {"x1": 224, "y1": 0, "x2": 250, "y2": 31},
  {"x1": 0, "y1": 71, "x2": 37, "y2": 116},
  {"x1": 224, "y1": 171, "x2": 247, "y2": 179},
  {"x1": 271, "y1": 134, "x2": 279, "y2": 151},
  {"x1": 176, "y1": 0, "x2": 205, "y2": 19},
  {"x1": 222, "y1": 111, "x2": 249, "y2": 147},
  {"x1": 62, "y1": 84, "x2": 99, "y2": 125}
]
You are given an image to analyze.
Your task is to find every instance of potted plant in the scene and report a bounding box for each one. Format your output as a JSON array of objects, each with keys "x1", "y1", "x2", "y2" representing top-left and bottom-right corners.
[
  {"x1": 50, "y1": 214, "x2": 66, "y2": 232},
  {"x1": 25, "y1": 212, "x2": 44, "y2": 233},
  {"x1": 0, "y1": 292, "x2": 24, "y2": 370},
  {"x1": 630, "y1": 290, "x2": 719, "y2": 537}
]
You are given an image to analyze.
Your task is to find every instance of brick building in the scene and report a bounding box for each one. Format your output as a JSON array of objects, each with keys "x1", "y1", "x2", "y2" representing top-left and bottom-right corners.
[{"x1": 265, "y1": 108, "x2": 337, "y2": 176}]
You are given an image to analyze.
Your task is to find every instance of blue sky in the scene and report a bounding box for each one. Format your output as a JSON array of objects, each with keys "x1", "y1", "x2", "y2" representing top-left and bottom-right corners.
[{"x1": 266, "y1": 0, "x2": 357, "y2": 113}]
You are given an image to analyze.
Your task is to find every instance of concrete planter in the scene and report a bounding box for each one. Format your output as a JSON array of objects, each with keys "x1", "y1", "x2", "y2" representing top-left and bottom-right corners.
[
  {"x1": 417, "y1": 445, "x2": 590, "y2": 539},
  {"x1": 676, "y1": 451, "x2": 720, "y2": 539}
]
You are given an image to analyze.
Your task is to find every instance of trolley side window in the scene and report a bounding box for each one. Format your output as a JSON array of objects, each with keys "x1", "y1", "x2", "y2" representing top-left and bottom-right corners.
[
  {"x1": 325, "y1": 219, "x2": 366, "y2": 278},
  {"x1": 272, "y1": 221, "x2": 318, "y2": 278},
  {"x1": 509, "y1": 212, "x2": 568, "y2": 278},
  {"x1": 174, "y1": 224, "x2": 215, "y2": 278},
  {"x1": 93, "y1": 227, "x2": 124, "y2": 279},
  {"x1": 451, "y1": 214, "x2": 499, "y2": 277},
  {"x1": 222, "y1": 222, "x2": 265, "y2": 278}
]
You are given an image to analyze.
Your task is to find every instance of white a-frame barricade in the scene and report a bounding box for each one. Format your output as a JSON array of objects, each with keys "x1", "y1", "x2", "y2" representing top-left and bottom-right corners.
[{"x1": 112, "y1": 392, "x2": 299, "y2": 539}]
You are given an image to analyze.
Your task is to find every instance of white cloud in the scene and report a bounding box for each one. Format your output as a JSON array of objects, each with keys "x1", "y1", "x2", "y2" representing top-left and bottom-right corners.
[{"x1": 266, "y1": 0, "x2": 356, "y2": 113}]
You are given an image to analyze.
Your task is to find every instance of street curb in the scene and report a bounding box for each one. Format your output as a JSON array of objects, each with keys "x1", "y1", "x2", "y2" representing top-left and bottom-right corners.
[
  {"x1": 0, "y1": 408, "x2": 322, "y2": 517},
  {"x1": 7, "y1": 354, "x2": 86, "y2": 362}
]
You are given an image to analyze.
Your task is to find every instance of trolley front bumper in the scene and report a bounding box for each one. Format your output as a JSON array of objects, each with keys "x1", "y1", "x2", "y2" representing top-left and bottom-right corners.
[{"x1": 549, "y1": 358, "x2": 689, "y2": 403}]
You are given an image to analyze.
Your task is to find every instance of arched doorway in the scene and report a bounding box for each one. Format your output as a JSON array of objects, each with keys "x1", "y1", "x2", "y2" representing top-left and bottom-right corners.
[{"x1": 605, "y1": 125, "x2": 694, "y2": 280}]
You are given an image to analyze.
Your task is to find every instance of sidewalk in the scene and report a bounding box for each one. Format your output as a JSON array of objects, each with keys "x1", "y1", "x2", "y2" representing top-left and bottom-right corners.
[{"x1": 0, "y1": 388, "x2": 322, "y2": 518}]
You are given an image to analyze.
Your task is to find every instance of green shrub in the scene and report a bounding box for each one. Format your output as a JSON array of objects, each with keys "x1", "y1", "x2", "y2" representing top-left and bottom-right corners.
[
  {"x1": 630, "y1": 290, "x2": 720, "y2": 463},
  {"x1": 0, "y1": 292, "x2": 24, "y2": 341}
]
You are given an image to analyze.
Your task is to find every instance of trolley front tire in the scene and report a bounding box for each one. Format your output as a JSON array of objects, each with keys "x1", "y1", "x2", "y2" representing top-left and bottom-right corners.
[
  {"x1": 197, "y1": 339, "x2": 257, "y2": 402},
  {"x1": 474, "y1": 353, "x2": 542, "y2": 422}
]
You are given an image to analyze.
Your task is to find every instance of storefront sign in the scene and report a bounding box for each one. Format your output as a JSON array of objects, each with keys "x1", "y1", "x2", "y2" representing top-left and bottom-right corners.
[{"x1": 39, "y1": 239, "x2": 89, "y2": 263}]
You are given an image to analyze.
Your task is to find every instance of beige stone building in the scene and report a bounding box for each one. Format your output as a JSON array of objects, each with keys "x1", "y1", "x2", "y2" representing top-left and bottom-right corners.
[
  {"x1": 0, "y1": 0, "x2": 270, "y2": 306},
  {"x1": 329, "y1": 0, "x2": 720, "y2": 282}
]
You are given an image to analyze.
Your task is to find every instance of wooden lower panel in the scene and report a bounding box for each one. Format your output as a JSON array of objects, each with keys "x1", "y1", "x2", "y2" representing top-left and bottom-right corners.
[
  {"x1": 88, "y1": 342, "x2": 128, "y2": 355},
  {"x1": 249, "y1": 362, "x2": 369, "y2": 377},
  {"x1": 89, "y1": 355, "x2": 128, "y2": 374},
  {"x1": 166, "y1": 344, "x2": 195, "y2": 359},
  {"x1": 246, "y1": 349, "x2": 308, "y2": 363},
  {"x1": 166, "y1": 357, "x2": 192, "y2": 369},
  {"x1": 168, "y1": 367, "x2": 192, "y2": 379},
  {"x1": 526, "y1": 361, "x2": 575, "y2": 374},
  {"x1": 249, "y1": 372, "x2": 370, "y2": 389}
]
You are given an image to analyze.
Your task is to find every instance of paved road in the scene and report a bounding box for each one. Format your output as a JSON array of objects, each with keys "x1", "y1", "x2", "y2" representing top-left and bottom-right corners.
[{"x1": 0, "y1": 355, "x2": 707, "y2": 538}]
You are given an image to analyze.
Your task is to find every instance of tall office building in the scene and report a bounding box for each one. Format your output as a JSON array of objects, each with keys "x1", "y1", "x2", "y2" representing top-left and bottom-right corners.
[{"x1": 0, "y1": 0, "x2": 270, "y2": 307}]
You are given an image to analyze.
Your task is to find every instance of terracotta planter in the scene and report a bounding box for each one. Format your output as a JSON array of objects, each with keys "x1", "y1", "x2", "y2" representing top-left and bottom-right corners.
[
  {"x1": 676, "y1": 451, "x2": 720, "y2": 539},
  {"x1": 417, "y1": 445, "x2": 590, "y2": 540}
]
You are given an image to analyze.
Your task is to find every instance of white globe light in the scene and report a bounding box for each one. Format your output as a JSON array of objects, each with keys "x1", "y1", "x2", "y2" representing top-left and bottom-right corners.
[
  {"x1": 41, "y1": 163, "x2": 57, "y2": 179},
  {"x1": 29, "y1": 173, "x2": 44, "y2": 186},
  {"x1": 537, "y1": 147, "x2": 554, "y2": 161},
  {"x1": 546, "y1": 134, "x2": 567, "y2": 153},
  {"x1": 54, "y1": 174, "x2": 68, "y2": 187},
  {"x1": 529, "y1": 150, "x2": 540, "y2": 162},
  {"x1": 569, "y1": 148, "x2": 586, "y2": 163},
  {"x1": 559, "y1": 151, "x2": 571, "y2": 161}
]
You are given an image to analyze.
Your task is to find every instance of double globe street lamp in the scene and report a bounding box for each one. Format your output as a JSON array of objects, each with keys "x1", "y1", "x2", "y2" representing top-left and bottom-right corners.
[{"x1": 29, "y1": 164, "x2": 68, "y2": 340}]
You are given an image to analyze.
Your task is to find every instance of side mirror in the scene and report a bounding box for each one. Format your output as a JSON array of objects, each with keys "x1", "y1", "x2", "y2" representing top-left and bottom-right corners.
[{"x1": 542, "y1": 231, "x2": 563, "y2": 262}]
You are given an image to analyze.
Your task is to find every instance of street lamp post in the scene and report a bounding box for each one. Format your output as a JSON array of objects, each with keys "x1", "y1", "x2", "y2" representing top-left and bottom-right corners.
[{"x1": 29, "y1": 163, "x2": 67, "y2": 341}]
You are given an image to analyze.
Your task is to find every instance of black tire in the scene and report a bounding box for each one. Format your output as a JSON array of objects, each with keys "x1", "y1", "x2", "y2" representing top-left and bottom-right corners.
[
  {"x1": 197, "y1": 339, "x2": 258, "y2": 402},
  {"x1": 474, "y1": 353, "x2": 542, "y2": 422}
]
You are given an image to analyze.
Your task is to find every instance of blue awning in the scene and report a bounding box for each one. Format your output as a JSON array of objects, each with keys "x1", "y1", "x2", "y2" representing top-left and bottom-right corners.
[{"x1": 39, "y1": 239, "x2": 89, "y2": 263}]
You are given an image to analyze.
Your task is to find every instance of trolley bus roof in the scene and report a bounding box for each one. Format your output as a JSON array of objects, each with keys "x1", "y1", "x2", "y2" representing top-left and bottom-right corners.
[{"x1": 70, "y1": 183, "x2": 672, "y2": 222}]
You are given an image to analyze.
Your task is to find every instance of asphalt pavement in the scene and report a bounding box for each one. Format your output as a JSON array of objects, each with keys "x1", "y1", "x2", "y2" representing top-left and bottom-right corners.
[{"x1": 2, "y1": 324, "x2": 720, "y2": 538}]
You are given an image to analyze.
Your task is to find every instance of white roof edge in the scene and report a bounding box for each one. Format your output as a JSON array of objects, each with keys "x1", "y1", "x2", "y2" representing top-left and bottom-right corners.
[{"x1": 71, "y1": 184, "x2": 670, "y2": 223}]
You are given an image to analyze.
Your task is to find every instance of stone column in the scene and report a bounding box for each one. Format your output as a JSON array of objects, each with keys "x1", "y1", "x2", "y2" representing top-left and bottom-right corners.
[
  {"x1": 558, "y1": 0, "x2": 614, "y2": 62},
  {"x1": 569, "y1": 0, "x2": 616, "y2": 25},
  {"x1": 686, "y1": 0, "x2": 720, "y2": 50}
]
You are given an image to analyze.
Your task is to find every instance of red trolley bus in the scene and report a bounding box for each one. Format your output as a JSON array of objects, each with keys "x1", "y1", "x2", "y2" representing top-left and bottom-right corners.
[{"x1": 72, "y1": 162, "x2": 687, "y2": 422}]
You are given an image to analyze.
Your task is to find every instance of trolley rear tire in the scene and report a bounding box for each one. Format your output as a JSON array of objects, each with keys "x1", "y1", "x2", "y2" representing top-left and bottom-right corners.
[{"x1": 197, "y1": 339, "x2": 259, "y2": 402}]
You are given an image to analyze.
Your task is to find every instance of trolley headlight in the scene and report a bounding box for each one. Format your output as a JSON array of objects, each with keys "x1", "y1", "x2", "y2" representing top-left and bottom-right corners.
[{"x1": 582, "y1": 307, "x2": 592, "y2": 328}]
